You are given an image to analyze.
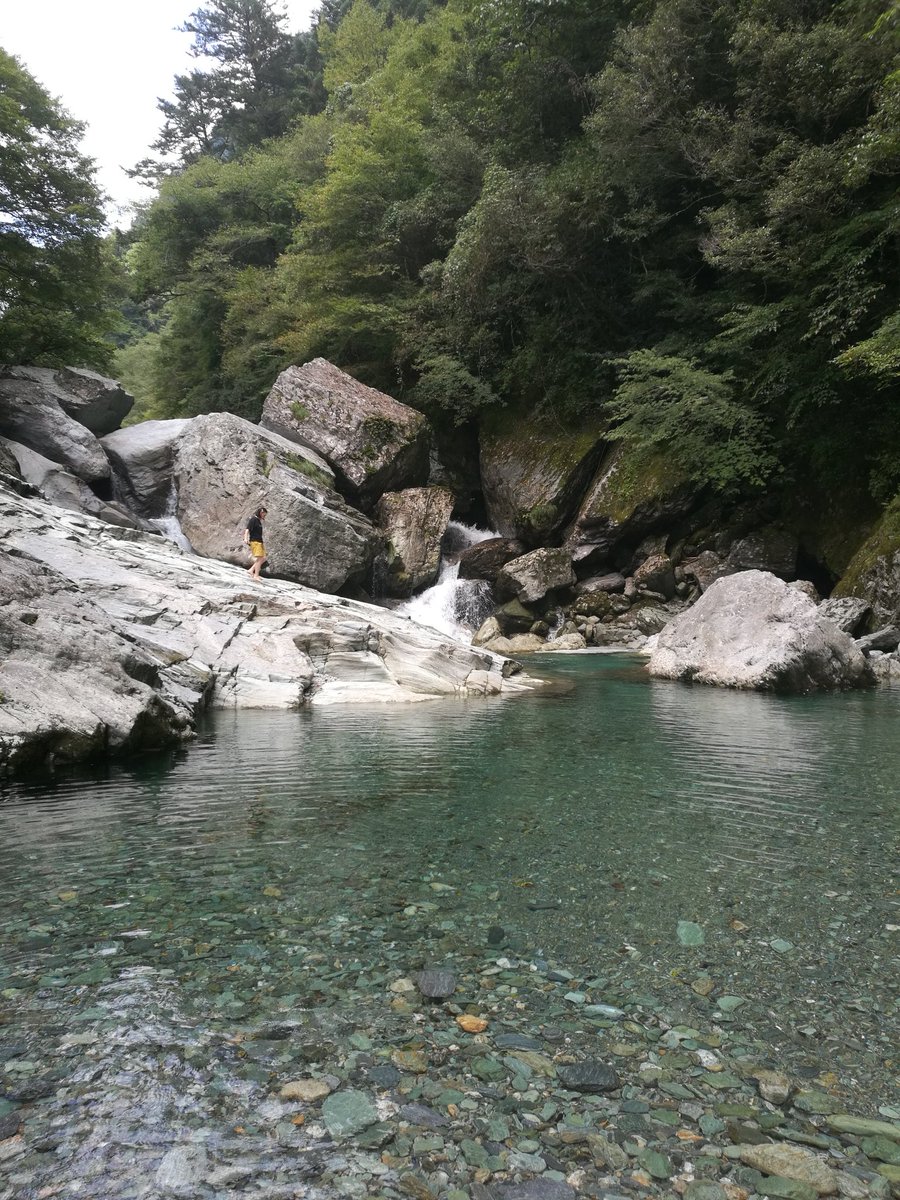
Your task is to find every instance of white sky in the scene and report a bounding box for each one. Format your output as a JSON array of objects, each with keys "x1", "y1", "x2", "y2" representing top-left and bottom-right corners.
[{"x1": 3, "y1": 0, "x2": 320, "y2": 225}]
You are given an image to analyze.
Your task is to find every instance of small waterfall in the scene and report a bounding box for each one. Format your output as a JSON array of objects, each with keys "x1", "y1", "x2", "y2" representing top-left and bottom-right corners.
[
  {"x1": 545, "y1": 610, "x2": 566, "y2": 641},
  {"x1": 398, "y1": 521, "x2": 496, "y2": 641},
  {"x1": 148, "y1": 485, "x2": 194, "y2": 554}
]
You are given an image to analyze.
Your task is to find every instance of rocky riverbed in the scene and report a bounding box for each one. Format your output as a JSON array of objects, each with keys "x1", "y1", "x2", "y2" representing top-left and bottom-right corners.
[{"x1": 1, "y1": 882, "x2": 897, "y2": 1200}]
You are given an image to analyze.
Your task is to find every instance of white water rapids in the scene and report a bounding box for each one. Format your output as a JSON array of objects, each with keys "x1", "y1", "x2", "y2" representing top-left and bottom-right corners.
[
  {"x1": 148, "y1": 484, "x2": 194, "y2": 553},
  {"x1": 397, "y1": 521, "x2": 497, "y2": 640}
]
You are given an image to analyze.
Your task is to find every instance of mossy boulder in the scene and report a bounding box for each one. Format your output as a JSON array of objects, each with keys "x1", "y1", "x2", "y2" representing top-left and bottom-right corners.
[
  {"x1": 833, "y1": 492, "x2": 900, "y2": 629},
  {"x1": 566, "y1": 444, "x2": 698, "y2": 569},
  {"x1": 572, "y1": 590, "x2": 613, "y2": 619},
  {"x1": 776, "y1": 466, "x2": 882, "y2": 584},
  {"x1": 261, "y1": 359, "x2": 431, "y2": 509},
  {"x1": 479, "y1": 407, "x2": 605, "y2": 545}
]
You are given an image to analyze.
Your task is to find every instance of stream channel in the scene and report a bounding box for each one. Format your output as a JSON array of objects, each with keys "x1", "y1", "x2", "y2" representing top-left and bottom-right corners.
[{"x1": 0, "y1": 654, "x2": 898, "y2": 1198}]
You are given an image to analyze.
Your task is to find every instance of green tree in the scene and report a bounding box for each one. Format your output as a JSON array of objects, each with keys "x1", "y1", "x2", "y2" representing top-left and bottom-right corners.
[
  {"x1": 0, "y1": 49, "x2": 116, "y2": 369},
  {"x1": 154, "y1": 0, "x2": 326, "y2": 165}
]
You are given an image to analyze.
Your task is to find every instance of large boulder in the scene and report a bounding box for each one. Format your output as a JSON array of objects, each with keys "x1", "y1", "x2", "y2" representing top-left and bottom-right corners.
[
  {"x1": 680, "y1": 550, "x2": 728, "y2": 593},
  {"x1": 102, "y1": 419, "x2": 192, "y2": 515},
  {"x1": 173, "y1": 413, "x2": 377, "y2": 595},
  {"x1": 45, "y1": 366, "x2": 133, "y2": 435},
  {"x1": 0, "y1": 550, "x2": 201, "y2": 774},
  {"x1": 649, "y1": 570, "x2": 872, "y2": 693},
  {"x1": 479, "y1": 407, "x2": 605, "y2": 545},
  {"x1": 726, "y1": 525, "x2": 798, "y2": 579},
  {"x1": 817, "y1": 596, "x2": 871, "y2": 636},
  {"x1": 374, "y1": 486, "x2": 454, "y2": 598},
  {"x1": 2, "y1": 439, "x2": 145, "y2": 530},
  {"x1": 457, "y1": 537, "x2": 527, "y2": 583},
  {"x1": 0, "y1": 483, "x2": 541, "y2": 774},
  {"x1": 0, "y1": 366, "x2": 111, "y2": 485},
  {"x1": 633, "y1": 553, "x2": 676, "y2": 599},
  {"x1": 832, "y1": 493, "x2": 900, "y2": 630},
  {"x1": 496, "y1": 548, "x2": 576, "y2": 605},
  {"x1": 566, "y1": 445, "x2": 697, "y2": 569},
  {"x1": 260, "y1": 358, "x2": 431, "y2": 508}
]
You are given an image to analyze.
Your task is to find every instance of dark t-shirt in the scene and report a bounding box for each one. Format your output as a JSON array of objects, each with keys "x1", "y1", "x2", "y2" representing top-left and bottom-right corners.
[{"x1": 247, "y1": 514, "x2": 264, "y2": 542}]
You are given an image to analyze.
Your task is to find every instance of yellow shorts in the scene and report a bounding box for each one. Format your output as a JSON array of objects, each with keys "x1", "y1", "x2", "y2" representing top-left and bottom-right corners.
[{"x1": 249, "y1": 541, "x2": 266, "y2": 558}]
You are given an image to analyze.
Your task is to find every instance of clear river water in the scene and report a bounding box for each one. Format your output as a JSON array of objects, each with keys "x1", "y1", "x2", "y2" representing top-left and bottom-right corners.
[{"x1": 0, "y1": 654, "x2": 898, "y2": 1198}]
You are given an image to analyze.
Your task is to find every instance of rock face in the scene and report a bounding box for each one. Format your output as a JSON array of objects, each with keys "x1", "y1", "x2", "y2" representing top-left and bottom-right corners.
[
  {"x1": 0, "y1": 551, "x2": 202, "y2": 774},
  {"x1": 479, "y1": 408, "x2": 605, "y2": 545},
  {"x1": 0, "y1": 366, "x2": 111, "y2": 485},
  {"x1": 458, "y1": 537, "x2": 526, "y2": 583},
  {"x1": 817, "y1": 596, "x2": 871, "y2": 636},
  {"x1": 173, "y1": 413, "x2": 376, "y2": 595},
  {"x1": 567, "y1": 445, "x2": 696, "y2": 569},
  {"x1": 42, "y1": 366, "x2": 134, "y2": 435},
  {"x1": 2, "y1": 440, "x2": 144, "y2": 530},
  {"x1": 496, "y1": 548, "x2": 576, "y2": 605},
  {"x1": 260, "y1": 359, "x2": 431, "y2": 508},
  {"x1": 374, "y1": 486, "x2": 454, "y2": 598},
  {"x1": 726, "y1": 526, "x2": 798, "y2": 580},
  {"x1": 0, "y1": 483, "x2": 539, "y2": 775},
  {"x1": 102, "y1": 419, "x2": 192, "y2": 515},
  {"x1": 833, "y1": 493, "x2": 900, "y2": 630},
  {"x1": 648, "y1": 570, "x2": 872, "y2": 692}
]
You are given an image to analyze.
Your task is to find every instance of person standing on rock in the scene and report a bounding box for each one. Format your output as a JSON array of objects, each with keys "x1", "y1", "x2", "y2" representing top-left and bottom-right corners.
[{"x1": 243, "y1": 506, "x2": 268, "y2": 580}]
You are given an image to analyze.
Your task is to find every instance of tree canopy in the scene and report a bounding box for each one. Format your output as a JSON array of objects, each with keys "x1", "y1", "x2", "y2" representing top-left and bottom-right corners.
[{"x1": 111, "y1": 0, "x2": 900, "y2": 510}]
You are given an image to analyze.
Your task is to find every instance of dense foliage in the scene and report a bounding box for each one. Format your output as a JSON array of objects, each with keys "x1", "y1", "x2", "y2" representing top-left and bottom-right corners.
[
  {"x1": 114, "y1": 0, "x2": 899, "y2": 506},
  {"x1": 0, "y1": 50, "x2": 117, "y2": 369}
]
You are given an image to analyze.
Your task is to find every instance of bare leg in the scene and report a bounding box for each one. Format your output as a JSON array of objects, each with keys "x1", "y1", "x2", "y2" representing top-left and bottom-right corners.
[{"x1": 248, "y1": 554, "x2": 265, "y2": 579}]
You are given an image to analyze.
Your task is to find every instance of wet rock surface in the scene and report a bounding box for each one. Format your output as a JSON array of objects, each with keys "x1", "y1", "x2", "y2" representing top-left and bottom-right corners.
[{"x1": 375, "y1": 487, "x2": 455, "y2": 598}]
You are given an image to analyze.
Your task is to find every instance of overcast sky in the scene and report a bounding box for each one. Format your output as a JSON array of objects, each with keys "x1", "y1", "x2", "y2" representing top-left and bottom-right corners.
[{"x1": 4, "y1": 0, "x2": 320, "y2": 225}]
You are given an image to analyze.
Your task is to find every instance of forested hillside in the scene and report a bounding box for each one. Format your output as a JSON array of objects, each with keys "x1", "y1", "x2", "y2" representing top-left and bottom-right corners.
[{"x1": 3, "y1": 0, "x2": 899, "y2": 512}]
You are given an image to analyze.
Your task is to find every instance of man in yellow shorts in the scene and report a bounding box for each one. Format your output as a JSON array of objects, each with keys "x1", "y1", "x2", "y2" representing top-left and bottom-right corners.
[{"x1": 243, "y1": 506, "x2": 268, "y2": 580}]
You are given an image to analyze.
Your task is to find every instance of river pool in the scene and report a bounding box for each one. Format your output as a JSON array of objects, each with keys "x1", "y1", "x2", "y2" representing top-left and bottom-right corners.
[{"x1": 0, "y1": 654, "x2": 897, "y2": 1198}]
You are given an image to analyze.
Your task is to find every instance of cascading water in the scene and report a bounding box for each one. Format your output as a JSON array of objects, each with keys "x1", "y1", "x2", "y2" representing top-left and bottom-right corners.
[
  {"x1": 398, "y1": 521, "x2": 496, "y2": 641},
  {"x1": 148, "y1": 483, "x2": 194, "y2": 554}
]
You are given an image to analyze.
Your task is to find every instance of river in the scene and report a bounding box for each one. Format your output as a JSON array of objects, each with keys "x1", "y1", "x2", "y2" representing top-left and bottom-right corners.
[{"x1": 0, "y1": 654, "x2": 897, "y2": 1198}]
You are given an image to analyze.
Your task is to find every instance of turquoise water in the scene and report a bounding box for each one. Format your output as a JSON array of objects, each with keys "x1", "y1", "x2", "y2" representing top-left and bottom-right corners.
[{"x1": 0, "y1": 654, "x2": 898, "y2": 1195}]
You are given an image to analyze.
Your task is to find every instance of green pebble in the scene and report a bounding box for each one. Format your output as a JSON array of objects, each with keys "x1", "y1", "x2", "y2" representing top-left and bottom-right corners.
[
  {"x1": 638, "y1": 1148, "x2": 672, "y2": 1179},
  {"x1": 684, "y1": 1183, "x2": 728, "y2": 1200},
  {"x1": 700, "y1": 1115, "x2": 727, "y2": 1137},
  {"x1": 460, "y1": 1138, "x2": 489, "y2": 1167},
  {"x1": 863, "y1": 1136, "x2": 900, "y2": 1165},
  {"x1": 758, "y1": 1176, "x2": 818, "y2": 1200},
  {"x1": 677, "y1": 921, "x2": 705, "y2": 947},
  {"x1": 794, "y1": 1091, "x2": 842, "y2": 1115}
]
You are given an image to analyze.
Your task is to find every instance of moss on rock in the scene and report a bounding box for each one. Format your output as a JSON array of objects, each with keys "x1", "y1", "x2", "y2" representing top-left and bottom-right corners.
[
  {"x1": 833, "y1": 492, "x2": 900, "y2": 625},
  {"x1": 598, "y1": 447, "x2": 689, "y2": 526},
  {"x1": 480, "y1": 405, "x2": 606, "y2": 543}
]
